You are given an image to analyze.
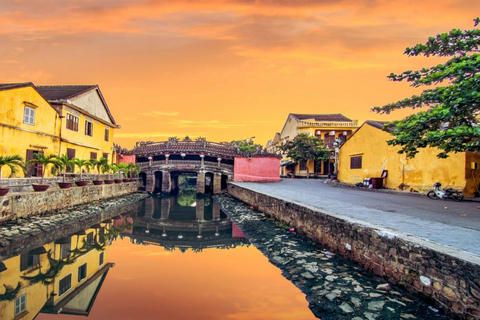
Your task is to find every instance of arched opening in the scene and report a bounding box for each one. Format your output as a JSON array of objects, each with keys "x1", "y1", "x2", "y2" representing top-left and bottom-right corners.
[
  {"x1": 171, "y1": 171, "x2": 197, "y2": 195},
  {"x1": 221, "y1": 174, "x2": 229, "y2": 190},
  {"x1": 153, "y1": 171, "x2": 163, "y2": 194},
  {"x1": 139, "y1": 172, "x2": 147, "y2": 191},
  {"x1": 205, "y1": 172, "x2": 214, "y2": 194}
]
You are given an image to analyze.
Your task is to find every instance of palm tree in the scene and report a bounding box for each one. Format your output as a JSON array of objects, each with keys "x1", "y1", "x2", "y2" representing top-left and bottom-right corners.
[
  {"x1": 116, "y1": 162, "x2": 128, "y2": 180},
  {"x1": 55, "y1": 154, "x2": 75, "y2": 183},
  {"x1": 0, "y1": 155, "x2": 25, "y2": 182},
  {"x1": 127, "y1": 163, "x2": 140, "y2": 179},
  {"x1": 90, "y1": 157, "x2": 109, "y2": 180},
  {"x1": 29, "y1": 154, "x2": 58, "y2": 185},
  {"x1": 72, "y1": 158, "x2": 92, "y2": 181}
]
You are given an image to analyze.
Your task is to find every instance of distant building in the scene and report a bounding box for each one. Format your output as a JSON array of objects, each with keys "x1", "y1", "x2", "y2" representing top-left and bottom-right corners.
[
  {"x1": 269, "y1": 113, "x2": 359, "y2": 177},
  {"x1": 0, "y1": 82, "x2": 119, "y2": 178},
  {"x1": 337, "y1": 120, "x2": 480, "y2": 197}
]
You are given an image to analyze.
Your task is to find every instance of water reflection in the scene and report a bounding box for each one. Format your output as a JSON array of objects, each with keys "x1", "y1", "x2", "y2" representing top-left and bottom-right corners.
[
  {"x1": 120, "y1": 195, "x2": 248, "y2": 253},
  {"x1": 0, "y1": 222, "x2": 113, "y2": 319}
]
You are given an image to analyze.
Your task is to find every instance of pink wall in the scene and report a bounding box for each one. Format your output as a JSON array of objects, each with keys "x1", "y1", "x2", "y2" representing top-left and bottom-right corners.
[
  {"x1": 233, "y1": 157, "x2": 281, "y2": 182},
  {"x1": 116, "y1": 154, "x2": 136, "y2": 164}
]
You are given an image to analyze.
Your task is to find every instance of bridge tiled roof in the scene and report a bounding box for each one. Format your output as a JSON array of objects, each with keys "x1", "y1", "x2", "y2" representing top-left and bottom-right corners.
[{"x1": 132, "y1": 139, "x2": 279, "y2": 159}]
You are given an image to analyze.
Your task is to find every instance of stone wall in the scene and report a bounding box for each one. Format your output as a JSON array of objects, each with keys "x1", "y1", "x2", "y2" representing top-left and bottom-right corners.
[
  {"x1": 227, "y1": 184, "x2": 480, "y2": 319},
  {"x1": 0, "y1": 181, "x2": 139, "y2": 223}
]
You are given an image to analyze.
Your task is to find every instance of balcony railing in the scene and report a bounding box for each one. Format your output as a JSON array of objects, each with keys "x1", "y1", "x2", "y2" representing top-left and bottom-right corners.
[{"x1": 297, "y1": 120, "x2": 358, "y2": 128}]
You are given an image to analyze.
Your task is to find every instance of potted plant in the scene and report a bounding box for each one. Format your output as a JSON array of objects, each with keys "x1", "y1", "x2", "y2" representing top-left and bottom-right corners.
[
  {"x1": 104, "y1": 164, "x2": 116, "y2": 184},
  {"x1": 111, "y1": 164, "x2": 122, "y2": 183},
  {"x1": 116, "y1": 162, "x2": 129, "y2": 182},
  {"x1": 127, "y1": 163, "x2": 141, "y2": 182},
  {"x1": 72, "y1": 158, "x2": 92, "y2": 186},
  {"x1": 0, "y1": 155, "x2": 25, "y2": 196},
  {"x1": 29, "y1": 154, "x2": 58, "y2": 192},
  {"x1": 90, "y1": 157, "x2": 108, "y2": 185},
  {"x1": 55, "y1": 154, "x2": 75, "y2": 189}
]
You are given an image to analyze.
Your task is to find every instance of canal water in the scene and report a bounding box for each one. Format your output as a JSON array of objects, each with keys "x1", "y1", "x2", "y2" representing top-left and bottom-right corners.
[
  {"x1": 1, "y1": 186, "x2": 448, "y2": 320},
  {"x1": 1, "y1": 193, "x2": 316, "y2": 320}
]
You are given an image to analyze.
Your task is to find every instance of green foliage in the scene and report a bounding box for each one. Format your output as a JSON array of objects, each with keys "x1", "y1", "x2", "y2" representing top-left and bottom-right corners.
[
  {"x1": 373, "y1": 17, "x2": 480, "y2": 158},
  {"x1": 280, "y1": 133, "x2": 330, "y2": 163},
  {"x1": 29, "y1": 154, "x2": 59, "y2": 183},
  {"x1": 72, "y1": 158, "x2": 92, "y2": 180},
  {"x1": 55, "y1": 154, "x2": 75, "y2": 182},
  {"x1": 231, "y1": 138, "x2": 263, "y2": 154},
  {"x1": 0, "y1": 155, "x2": 25, "y2": 180},
  {"x1": 90, "y1": 157, "x2": 109, "y2": 176},
  {"x1": 21, "y1": 250, "x2": 76, "y2": 285}
]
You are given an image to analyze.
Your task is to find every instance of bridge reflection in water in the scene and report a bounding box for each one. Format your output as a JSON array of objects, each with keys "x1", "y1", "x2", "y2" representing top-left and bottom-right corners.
[{"x1": 118, "y1": 194, "x2": 248, "y2": 253}]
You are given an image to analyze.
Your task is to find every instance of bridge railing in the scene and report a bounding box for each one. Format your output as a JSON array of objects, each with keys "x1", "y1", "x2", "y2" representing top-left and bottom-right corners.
[{"x1": 139, "y1": 159, "x2": 234, "y2": 171}]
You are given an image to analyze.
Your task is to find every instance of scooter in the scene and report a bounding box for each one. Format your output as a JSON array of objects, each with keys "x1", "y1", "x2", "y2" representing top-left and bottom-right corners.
[{"x1": 427, "y1": 182, "x2": 463, "y2": 201}]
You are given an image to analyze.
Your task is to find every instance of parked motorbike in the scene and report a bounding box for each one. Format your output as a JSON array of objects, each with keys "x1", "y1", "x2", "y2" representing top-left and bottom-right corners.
[{"x1": 427, "y1": 182, "x2": 463, "y2": 201}]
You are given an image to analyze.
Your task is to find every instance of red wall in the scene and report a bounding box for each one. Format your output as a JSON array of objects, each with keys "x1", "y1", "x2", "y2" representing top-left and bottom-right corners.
[
  {"x1": 116, "y1": 154, "x2": 136, "y2": 164},
  {"x1": 233, "y1": 157, "x2": 281, "y2": 182}
]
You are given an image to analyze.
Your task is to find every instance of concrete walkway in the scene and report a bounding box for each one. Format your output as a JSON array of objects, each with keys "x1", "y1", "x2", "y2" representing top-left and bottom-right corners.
[{"x1": 231, "y1": 179, "x2": 480, "y2": 257}]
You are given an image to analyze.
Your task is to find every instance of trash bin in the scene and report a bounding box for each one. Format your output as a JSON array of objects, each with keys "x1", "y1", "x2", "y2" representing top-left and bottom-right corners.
[{"x1": 370, "y1": 177, "x2": 384, "y2": 189}]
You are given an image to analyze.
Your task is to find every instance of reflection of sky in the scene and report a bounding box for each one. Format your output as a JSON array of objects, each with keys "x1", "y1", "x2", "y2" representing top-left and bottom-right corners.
[{"x1": 37, "y1": 238, "x2": 317, "y2": 320}]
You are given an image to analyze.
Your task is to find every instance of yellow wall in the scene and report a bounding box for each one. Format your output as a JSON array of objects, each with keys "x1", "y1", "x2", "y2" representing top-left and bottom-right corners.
[
  {"x1": 59, "y1": 105, "x2": 115, "y2": 168},
  {"x1": 0, "y1": 87, "x2": 61, "y2": 178},
  {"x1": 338, "y1": 123, "x2": 473, "y2": 195},
  {"x1": 0, "y1": 224, "x2": 111, "y2": 318}
]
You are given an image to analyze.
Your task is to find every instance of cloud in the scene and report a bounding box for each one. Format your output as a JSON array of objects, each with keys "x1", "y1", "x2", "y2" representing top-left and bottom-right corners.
[{"x1": 137, "y1": 111, "x2": 179, "y2": 117}]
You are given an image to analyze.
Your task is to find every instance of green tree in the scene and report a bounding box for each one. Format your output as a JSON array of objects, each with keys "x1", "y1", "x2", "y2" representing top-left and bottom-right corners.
[
  {"x1": 280, "y1": 133, "x2": 330, "y2": 177},
  {"x1": 29, "y1": 154, "x2": 59, "y2": 184},
  {"x1": 231, "y1": 138, "x2": 263, "y2": 154},
  {"x1": 72, "y1": 158, "x2": 92, "y2": 181},
  {"x1": 90, "y1": 157, "x2": 109, "y2": 178},
  {"x1": 373, "y1": 17, "x2": 480, "y2": 158},
  {"x1": 0, "y1": 155, "x2": 25, "y2": 181},
  {"x1": 55, "y1": 154, "x2": 75, "y2": 182}
]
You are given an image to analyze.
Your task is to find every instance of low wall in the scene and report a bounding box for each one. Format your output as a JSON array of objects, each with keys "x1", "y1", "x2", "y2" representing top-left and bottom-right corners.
[
  {"x1": 0, "y1": 181, "x2": 139, "y2": 223},
  {"x1": 233, "y1": 157, "x2": 281, "y2": 182},
  {"x1": 227, "y1": 184, "x2": 480, "y2": 319}
]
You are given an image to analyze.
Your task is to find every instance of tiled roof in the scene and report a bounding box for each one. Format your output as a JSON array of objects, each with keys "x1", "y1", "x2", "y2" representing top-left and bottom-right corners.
[
  {"x1": 35, "y1": 85, "x2": 97, "y2": 100},
  {"x1": 365, "y1": 120, "x2": 394, "y2": 132},
  {"x1": 291, "y1": 114, "x2": 353, "y2": 122},
  {"x1": 0, "y1": 82, "x2": 34, "y2": 92}
]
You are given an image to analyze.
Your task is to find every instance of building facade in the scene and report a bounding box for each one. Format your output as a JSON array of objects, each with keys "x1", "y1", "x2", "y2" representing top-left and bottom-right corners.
[
  {"x1": 0, "y1": 83, "x2": 119, "y2": 178},
  {"x1": 268, "y1": 113, "x2": 359, "y2": 177},
  {"x1": 337, "y1": 120, "x2": 480, "y2": 197}
]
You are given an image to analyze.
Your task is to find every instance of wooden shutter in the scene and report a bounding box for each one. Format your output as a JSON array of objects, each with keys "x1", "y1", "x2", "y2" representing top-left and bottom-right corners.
[{"x1": 36, "y1": 151, "x2": 44, "y2": 177}]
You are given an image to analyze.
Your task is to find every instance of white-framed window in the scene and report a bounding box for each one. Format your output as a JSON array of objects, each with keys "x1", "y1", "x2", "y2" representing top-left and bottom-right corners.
[
  {"x1": 85, "y1": 120, "x2": 93, "y2": 136},
  {"x1": 66, "y1": 113, "x2": 79, "y2": 131},
  {"x1": 23, "y1": 107, "x2": 35, "y2": 125},
  {"x1": 14, "y1": 294, "x2": 27, "y2": 316}
]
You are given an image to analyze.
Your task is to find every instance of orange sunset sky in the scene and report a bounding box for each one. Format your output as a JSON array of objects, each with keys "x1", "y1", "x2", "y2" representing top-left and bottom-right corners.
[{"x1": 1, "y1": 1, "x2": 479, "y2": 148}]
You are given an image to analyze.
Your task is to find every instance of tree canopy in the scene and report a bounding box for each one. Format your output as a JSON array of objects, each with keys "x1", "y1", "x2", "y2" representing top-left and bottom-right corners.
[
  {"x1": 280, "y1": 133, "x2": 330, "y2": 164},
  {"x1": 230, "y1": 138, "x2": 263, "y2": 154},
  {"x1": 372, "y1": 17, "x2": 480, "y2": 158}
]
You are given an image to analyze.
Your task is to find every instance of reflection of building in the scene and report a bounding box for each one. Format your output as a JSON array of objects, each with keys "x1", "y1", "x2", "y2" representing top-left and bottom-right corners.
[
  {"x1": 267, "y1": 113, "x2": 359, "y2": 177},
  {"x1": 126, "y1": 196, "x2": 247, "y2": 252},
  {"x1": 0, "y1": 222, "x2": 113, "y2": 319}
]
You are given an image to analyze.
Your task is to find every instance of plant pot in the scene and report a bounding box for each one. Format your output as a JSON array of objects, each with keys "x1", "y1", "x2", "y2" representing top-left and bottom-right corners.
[
  {"x1": 104, "y1": 179, "x2": 114, "y2": 184},
  {"x1": 75, "y1": 181, "x2": 89, "y2": 187},
  {"x1": 58, "y1": 182, "x2": 73, "y2": 189},
  {"x1": 114, "y1": 179, "x2": 123, "y2": 184},
  {"x1": 32, "y1": 184, "x2": 50, "y2": 192},
  {"x1": 122, "y1": 179, "x2": 130, "y2": 182},
  {"x1": 0, "y1": 187, "x2": 9, "y2": 196},
  {"x1": 92, "y1": 180, "x2": 104, "y2": 185}
]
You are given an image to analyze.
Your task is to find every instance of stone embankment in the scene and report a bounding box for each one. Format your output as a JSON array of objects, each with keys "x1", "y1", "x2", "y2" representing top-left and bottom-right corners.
[
  {"x1": 0, "y1": 181, "x2": 139, "y2": 223},
  {"x1": 226, "y1": 184, "x2": 480, "y2": 320},
  {"x1": 216, "y1": 194, "x2": 448, "y2": 320},
  {"x1": 0, "y1": 193, "x2": 148, "y2": 260}
]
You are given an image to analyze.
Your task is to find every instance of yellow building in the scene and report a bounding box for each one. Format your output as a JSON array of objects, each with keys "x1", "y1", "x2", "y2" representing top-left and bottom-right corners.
[
  {"x1": 269, "y1": 113, "x2": 359, "y2": 177},
  {"x1": 0, "y1": 83, "x2": 120, "y2": 178},
  {"x1": 0, "y1": 224, "x2": 112, "y2": 319},
  {"x1": 337, "y1": 120, "x2": 480, "y2": 197}
]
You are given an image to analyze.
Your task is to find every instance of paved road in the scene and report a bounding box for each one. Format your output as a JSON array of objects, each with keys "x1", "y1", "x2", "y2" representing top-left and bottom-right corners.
[{"x1": 232, "y1": 179, "x2": 480, "y2": 256}]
